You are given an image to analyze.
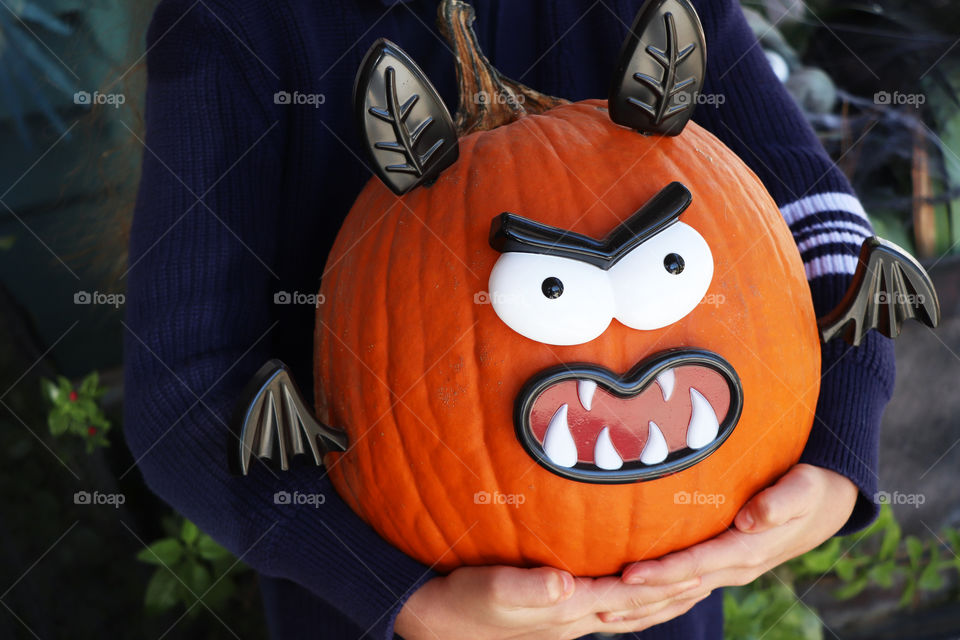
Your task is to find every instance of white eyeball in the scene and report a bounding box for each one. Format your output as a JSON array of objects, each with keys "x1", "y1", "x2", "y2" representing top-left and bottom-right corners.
[
  {"x1": 608, "y1": 221, "x2": 713, "y2": 330},
  {"x1": 488, "y1": 252, "x2": 616, "y2": 346}
]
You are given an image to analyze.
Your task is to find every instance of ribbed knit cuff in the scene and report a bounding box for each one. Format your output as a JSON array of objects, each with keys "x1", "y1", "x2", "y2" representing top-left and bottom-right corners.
[{"x1": 800, "y1": 275, "x2": 896, "y2": 535}]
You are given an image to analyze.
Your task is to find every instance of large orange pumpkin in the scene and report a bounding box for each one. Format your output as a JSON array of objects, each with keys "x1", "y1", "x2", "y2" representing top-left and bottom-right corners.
[{"x1": 313, "y1": 0, "x2": 820, "y2": 576}]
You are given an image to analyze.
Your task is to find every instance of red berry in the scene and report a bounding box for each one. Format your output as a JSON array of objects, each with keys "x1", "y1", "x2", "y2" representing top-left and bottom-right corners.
[
  {"x1": 69, "y1": 390, "x2": 78, "y2": 402},
  {"x1": 87, "y1": 426, "x2": 97, "y2": 436}
]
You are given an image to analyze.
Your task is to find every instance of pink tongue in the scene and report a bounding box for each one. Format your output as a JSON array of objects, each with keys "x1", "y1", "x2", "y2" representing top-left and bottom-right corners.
[{"x1": 529, "y1": 366, "x2": 731, "y2": 464}]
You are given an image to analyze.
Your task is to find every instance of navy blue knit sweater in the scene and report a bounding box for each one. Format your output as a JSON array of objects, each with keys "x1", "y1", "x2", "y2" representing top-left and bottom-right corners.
[{"x1": 123, "y1": 0, "x2": 895, "y2": 638}]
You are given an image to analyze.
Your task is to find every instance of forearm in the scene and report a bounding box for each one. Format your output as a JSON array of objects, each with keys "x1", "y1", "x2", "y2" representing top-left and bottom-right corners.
[
  {"x1": 125, "y1": 1, "x2": 436, "y2": 635},
  {"x1": 691, "y1": 0, "x2": 895, "y2": 532}
]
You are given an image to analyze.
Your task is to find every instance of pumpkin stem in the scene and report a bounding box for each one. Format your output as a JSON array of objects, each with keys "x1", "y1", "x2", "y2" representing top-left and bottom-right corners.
[{"x1": 437, "y1": 0, "x2": 568, "y2": 135}]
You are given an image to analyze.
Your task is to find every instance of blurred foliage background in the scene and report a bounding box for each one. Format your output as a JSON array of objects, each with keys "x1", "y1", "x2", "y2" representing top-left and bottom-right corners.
[{"x1": 1, "y1": 0, "x2": 959, "y2": 638}]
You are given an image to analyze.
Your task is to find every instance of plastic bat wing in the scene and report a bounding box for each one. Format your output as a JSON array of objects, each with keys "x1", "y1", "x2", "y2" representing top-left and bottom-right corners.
[
  {"x1": 231, "y1": 359, "x2": 348, "y2": 475},
  {"x1": 818, "y1": 236, "x2": 941, "y2": 347}
]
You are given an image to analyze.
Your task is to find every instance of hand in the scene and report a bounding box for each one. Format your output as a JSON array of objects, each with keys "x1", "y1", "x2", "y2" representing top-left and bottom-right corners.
[
  {"x1": 605, "y1": 463, "x2": 857, "y2": 622},
  {"x1": 395, "y1": 564, "x2": 709, "y2": 639}
]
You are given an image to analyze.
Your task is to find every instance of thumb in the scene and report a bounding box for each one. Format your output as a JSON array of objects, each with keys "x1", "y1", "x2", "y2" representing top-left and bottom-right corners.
[
  {"x1": 734, "y1": 466, "x2": 815, "y2": 533},
  {"x1": 487, "y1": 567, "x2": 575, "y2": 609}
]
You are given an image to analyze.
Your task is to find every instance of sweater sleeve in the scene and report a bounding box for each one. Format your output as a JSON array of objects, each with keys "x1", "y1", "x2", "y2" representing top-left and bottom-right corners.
[
  {"x1": 689, "y1": 0, "x2": 895, "y2": 534},
  {"x1": 123, "y1": 2, "x2": 433, "y2": 636}
]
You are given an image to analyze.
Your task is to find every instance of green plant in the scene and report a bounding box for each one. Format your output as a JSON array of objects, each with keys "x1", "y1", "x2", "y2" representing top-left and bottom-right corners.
[
  {"x1": 41, "y1": 371, "x2": 110, "y2": 452},
  {"x1": 136, "y1": 517, "x2": 249, "y2": 618},
  {"x1": 724, "y1": 505, "x2": 960, "y2": 638},
  {"x1": 724, "y1": 576, "x2": 823, "y2": 640}
]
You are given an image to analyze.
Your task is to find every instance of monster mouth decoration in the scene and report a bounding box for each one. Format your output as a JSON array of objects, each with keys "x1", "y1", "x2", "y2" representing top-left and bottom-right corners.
[{"x1": 515, "y1": 349, "x2": 742, "y2": 483}]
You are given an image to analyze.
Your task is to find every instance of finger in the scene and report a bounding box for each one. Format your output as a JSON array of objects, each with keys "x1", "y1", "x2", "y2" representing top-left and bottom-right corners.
[
  {"x1": 592, "y1": 577, "x2": 701, "y2": 622},
  {"x1": 734, "y1": 464, "x2": 817, "y2": 533},
  {"x1": 622, "y1": 528, "x2": 756, "y2": 585},
  {"x1": 600, "y1": 590, "x2": 714, "y2": 633},
  {"x1": 487, "y1": 566, "x2": 575, "y2": 609}
]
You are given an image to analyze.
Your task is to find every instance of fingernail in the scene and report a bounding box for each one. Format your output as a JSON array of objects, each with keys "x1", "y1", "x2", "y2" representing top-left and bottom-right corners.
[
  {"x1": 546, "y1": 572, "x2": 563, "y2": 601},
  {"x1": 679, "y1": 577, "x2": 701, "y2": 591},
  {"x1": 604, "y1": 615, "x2": 624, "y2": 623},
  {"x1": 739, "y1": 511, "x2": 754, "y2": 531},
  {"x1": 559, "y1": 572, "x2": 575, "y2": 598},
  {"x1": 623, "y1": 571, "x2": 645, "y2": 585}
]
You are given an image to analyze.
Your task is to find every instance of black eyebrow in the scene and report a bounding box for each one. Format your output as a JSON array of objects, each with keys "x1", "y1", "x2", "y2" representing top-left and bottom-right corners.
[{"x1": 488, "y1": 182, "x2": 692, "y2": 270}]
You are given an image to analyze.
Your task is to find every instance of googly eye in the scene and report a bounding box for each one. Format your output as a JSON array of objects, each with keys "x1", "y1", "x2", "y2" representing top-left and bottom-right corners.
[
  {"x1": 609, "y1": 222, "x2": 713, "y2": 330},
  {"x1": 488, "y1": 253, "x2": 616, "y2": 345}
]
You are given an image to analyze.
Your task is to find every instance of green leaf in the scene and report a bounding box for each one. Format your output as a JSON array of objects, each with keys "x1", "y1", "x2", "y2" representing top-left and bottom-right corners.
[
  {"x1": 48, "y1": 410, "x2": 69, "y2": 436},
  {"x1": 798, "y1": 538, "x2": 841, "y2": 574},
  {"x1": 919, "y1": 547, "x2": 943, "y2": 591},
  {"x1": 40, "y1": 378, "x2": 59, "y2": 404},
  {"x1": 834, "y1": 556, "x2": 859, "y2": 582},
  {"x1": 196, "y1": 534, "x2": 232, "y2": 561},
  {"x1": 144, "y1": 569, "x2": 180, "y2": 615},
  {"x1": 75, "y1": 397, "x2": 98, "y2": 416},
  {"x1": 879, "y1": 520, "x2": 902, "y2": 561},
  {"x1": 740, "y1": 591, "x2": 769, "y2": 616},
  {"x1": 136, "y1": 538, "x2": 183, "y2": 566},
  {"x1": 868, "y1": 559, "x2": 897, "y2": 588},
  {"x1": 180, "y1": 519, "x2": 199, "y2": 545},
  {"x1": 918, "y1": 563, "x2": 943, "y2": 591},
  {"x1": 943, "y1": 528, "x2": 960, "y2": 553},
  {"x1": 833, "y1": 575, "x2": 869, "y2": 600},
  {"x1": 899, "y1": 577, "x2": 917, "y2": 608},
  {"x1": 906, "y1": 536, "x2": 924, "y2": 568},
  {"x1": 56, "y1": 376, "x2": 72, "y2": 398},
  {"x1": 79, "y1": 372, "x2": 100, "y2": 396},
  {"x1": 723, "y1": 590, "x2": 741, "y2": 618},
  {"x1": 183, "y1": 561, "x2": 212, "y2": 599}
]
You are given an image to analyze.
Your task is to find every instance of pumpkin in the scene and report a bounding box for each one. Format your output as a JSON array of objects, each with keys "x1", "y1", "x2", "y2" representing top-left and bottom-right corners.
[{"x1": 313, "y1": 0, "x2": 820, "y2": 576}]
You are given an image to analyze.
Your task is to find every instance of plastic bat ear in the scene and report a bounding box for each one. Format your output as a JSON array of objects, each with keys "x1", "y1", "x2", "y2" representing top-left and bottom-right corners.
[
  {"x1": 608, "y1": 0, "x2": 706, "y2": 136},
  {"x1": 354, "y1": 38, "x2": 460, "y2": 196}
]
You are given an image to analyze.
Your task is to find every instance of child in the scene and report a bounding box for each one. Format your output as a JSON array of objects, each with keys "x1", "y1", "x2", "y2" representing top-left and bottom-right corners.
[{"x1": 124, "y1": 0, "x2": 893, "y2": 637}]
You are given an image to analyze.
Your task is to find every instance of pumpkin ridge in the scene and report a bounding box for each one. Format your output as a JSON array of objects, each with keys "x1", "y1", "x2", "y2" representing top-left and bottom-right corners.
[
  {"x1": 346, "y1": 205, "x2": 433, "y2": 555},
  {"x1": 470, "y1": 164, "x2": 535, "y2": 567},
  {"x1": 416, "y1": 202, "x2": 482, "y2": 564},
  {"x1": 513, "y1": 113, "x2": 600, "y2": 224},
  {"x1": 347, "y1": 211, "x2": 404, "y2": 544},
  {"x1": 393, "y1": 206, "x2": 467, "y2": 564}
]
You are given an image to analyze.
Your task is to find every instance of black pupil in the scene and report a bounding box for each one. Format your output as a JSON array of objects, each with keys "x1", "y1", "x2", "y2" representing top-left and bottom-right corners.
[
  {"x1": 663, "y1": 253, "x2": 685, "y2": 275},
  {"x1": 541, "y1": 277, "x2": 564, "y2": 299}
]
